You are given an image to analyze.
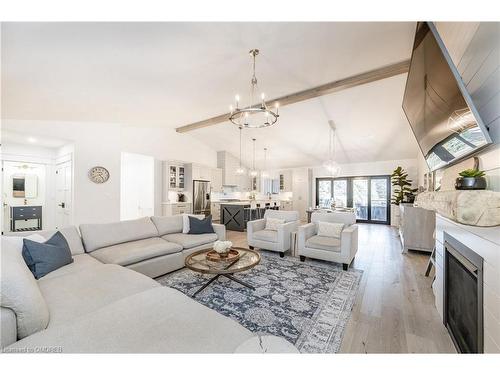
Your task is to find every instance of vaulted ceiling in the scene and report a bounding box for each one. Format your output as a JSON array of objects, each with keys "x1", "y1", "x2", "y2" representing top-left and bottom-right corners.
[{"x1": 1, "y1": 22, "x2": 420, "y2": 167}]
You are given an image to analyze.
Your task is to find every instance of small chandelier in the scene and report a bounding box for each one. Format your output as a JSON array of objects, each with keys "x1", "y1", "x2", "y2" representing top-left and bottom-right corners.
[
  {"x1": 323, "y1": 121, "x2": 341, "y2": 177},
  {"x1": 235, "y1": 126, "x2": 245, "y2": 175},
  {"x1": 249, "y1": 138, "x2": 258, "y2": 177},
  {"x1": 229, "y1": 49, "x2": 279, "y2": 129}
]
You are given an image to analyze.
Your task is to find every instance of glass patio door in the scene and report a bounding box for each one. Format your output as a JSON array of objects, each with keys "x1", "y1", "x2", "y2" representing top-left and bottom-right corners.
[
  {"x1": 315, "y1": 175, "x2": 390, "y2": 224},
  {"x1": 371, "y1": 178, "x2": 389, "y2": 222},
  {"x1": 352, "y1": 178, "x2": 369, "y2": 220}
]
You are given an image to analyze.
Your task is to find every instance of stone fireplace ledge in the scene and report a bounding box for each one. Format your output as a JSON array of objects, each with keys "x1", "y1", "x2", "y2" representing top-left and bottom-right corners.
[{"x1": 415, "y1": 190, "x2": 500, "y2": 227}]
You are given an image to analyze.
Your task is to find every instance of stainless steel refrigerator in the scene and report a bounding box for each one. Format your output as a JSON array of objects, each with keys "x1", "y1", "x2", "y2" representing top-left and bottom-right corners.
[{"x1": 192, "y1": 180, "x2": 211, "y2": 216}]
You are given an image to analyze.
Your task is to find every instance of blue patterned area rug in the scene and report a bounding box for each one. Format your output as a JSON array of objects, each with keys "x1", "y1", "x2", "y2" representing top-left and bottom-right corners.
[{"x1": 156, "y1": 252, "x2": 362, "y2": 353}]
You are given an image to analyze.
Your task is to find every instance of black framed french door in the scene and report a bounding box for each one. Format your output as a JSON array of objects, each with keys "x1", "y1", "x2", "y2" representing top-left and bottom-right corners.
[{"x1": 316, "y1": 175, "x2": 391, "y2": 224}]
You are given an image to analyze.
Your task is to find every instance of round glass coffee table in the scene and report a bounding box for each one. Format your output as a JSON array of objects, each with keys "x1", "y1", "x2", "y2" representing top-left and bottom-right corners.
[{"x1": 185, "y1": 247, "x2": 261, "y2": 297}]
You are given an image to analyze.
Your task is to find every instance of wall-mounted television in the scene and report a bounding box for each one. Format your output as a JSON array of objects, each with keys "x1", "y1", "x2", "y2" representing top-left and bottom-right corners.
[{"x1": 402, "y1": 22, "x2": 492, "y2": 171}]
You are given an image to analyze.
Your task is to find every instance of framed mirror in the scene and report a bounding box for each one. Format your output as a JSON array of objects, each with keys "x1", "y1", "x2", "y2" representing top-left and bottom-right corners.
[{"x1": 12, "y1": 174, "x2": 38, "y2": 198}]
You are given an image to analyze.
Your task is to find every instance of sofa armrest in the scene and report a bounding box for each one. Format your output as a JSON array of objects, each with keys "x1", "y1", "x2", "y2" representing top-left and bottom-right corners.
[
  {"x1": 247, "y1": 219, "x2": 266, "y2": 246},
  {"x1": 1, "y1": 307, "x2": 17, "y2": 349},
  {"x1": 212, "y1": 223, "x2": 226, "y2": 241},
  {"x1": 247, "y1": 219, "x2": 266, "y2": 236},
  {"x1": 340, "y1": 224, "x2": 358, "y2": 261},
  {"x1": 277, "y1": 221, "x2": 299, "y2": 251},
  {"x1": 297, "y1": 223, "x2": 316, "y2": 251}
]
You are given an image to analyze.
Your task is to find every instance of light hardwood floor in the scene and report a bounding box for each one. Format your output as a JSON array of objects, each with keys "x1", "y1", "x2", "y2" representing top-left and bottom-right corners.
[{"x1": 226, "y1": 223, "x2": 456, "y2": 353}]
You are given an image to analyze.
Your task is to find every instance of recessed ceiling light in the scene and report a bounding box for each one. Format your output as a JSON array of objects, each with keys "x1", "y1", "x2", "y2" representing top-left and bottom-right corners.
[{"x1": 27, "y1": 137, "x2": 37, "y2": 143}]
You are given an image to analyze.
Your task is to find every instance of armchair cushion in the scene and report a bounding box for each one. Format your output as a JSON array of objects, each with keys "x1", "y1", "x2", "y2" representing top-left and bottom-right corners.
[
  {"x1": 265, "y1": 218, "x2": 285, "y2": 231},
  {"x1": 305, "y1": 235, "x2": 341, "y2": 252},
  {"x1": 253, "y1": 230, "x2": 278, "y2": 243},
  {"x1": 317, "y1": 222, "x2": 344, "y2": 239}
]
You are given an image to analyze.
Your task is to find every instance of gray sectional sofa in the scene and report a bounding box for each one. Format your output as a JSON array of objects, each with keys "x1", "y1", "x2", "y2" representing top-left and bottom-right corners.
[
  {"x1": 79, "y1": 215, "x2": 225, "y2": 278},
  {"x1": 0, "y1": 215, "x2": 297, "y2": 353}
]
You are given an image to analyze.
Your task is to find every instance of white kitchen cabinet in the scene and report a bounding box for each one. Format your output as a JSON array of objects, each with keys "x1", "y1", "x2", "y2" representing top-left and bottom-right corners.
[
  {"x1": 162, "y1": 202, "x2": 192, "y2": 216},
  {"x1": 211, "y1": 168, "x2": 223, "y2": 192},
  {"x1": 279, "y1": 170, "x2": 293, "y2": 192},
  {"x1": 163, "y1": 161, "x2": 185, "y2": 191},
  {"x1": 190, "y1": 164, "x2": 211, "y2": 181},
  {"x1": 211, "y1": 202, "x2": 221, "y2": 221},
  {"x1": 238, "y1": 174, "x2": 251, "y2": 191}
]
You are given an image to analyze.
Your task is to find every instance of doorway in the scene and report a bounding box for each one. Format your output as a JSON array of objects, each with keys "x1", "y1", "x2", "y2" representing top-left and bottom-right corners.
[
  {"x1": 55, "y1": 160, "x2": 73, "y2": 229},
  {"x1": 316, "y1": 175, "x2": 391, "y2": 224}
]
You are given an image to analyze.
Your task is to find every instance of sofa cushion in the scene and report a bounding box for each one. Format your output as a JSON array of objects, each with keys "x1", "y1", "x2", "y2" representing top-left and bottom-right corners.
[
  {"x1": 38, "y1": 264, "x2": 159, "y2": 327},
  {"x1": 8, "y1": 287, "x2": 253, "y2": 353},
  {"x1": 253, "y1": 229, "x2": 278, "y2": 243},
  {"x1": 188, "y1": 215, "x2": 215, "y2": 234},
  {"x1": 151, "y1": 215, "x2": 183, "y2": 236},
  {"x1": 306, "y1": 235, "x2": 341, "y2": 252},
  {"x1": 162, "y1": 233, "x2": 217, "y2": 249},
  {"x1": 89, "y1": 237, "x2": 182, "y2": 266},
  {"x1": 22, "y1": 231, "x2": 74, "y2": 279},
  {"x1": 0, "y1": 236, "x2": 50, "y2": 339},
  {"x1": 80, "y1": 217, "x2": 159, "y2": 253},
  {"x1": 34, "y1": 226, "x2": 85, "y2": 255},
  {"x1": 40, "y1": 254, "x2": 102, "y2": 281}
]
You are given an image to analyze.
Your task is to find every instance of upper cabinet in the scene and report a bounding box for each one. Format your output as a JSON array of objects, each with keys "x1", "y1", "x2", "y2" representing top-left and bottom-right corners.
[
  {"x1": 279, "y1": 170, "x2": 293, "y2": 192},
  {"x1": 190, "y1": 164, "x2": 211, "y2": 181},
  {"x1": 211, "y1": 168, "x2": 223, "y2": 192},
  {"x1": 164, "y1": 162, "x2": 185, "y2": 191}
]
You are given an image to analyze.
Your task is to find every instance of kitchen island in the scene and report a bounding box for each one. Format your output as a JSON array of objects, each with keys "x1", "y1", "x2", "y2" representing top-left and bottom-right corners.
[{"x1": 220, "y1": 202, "x2": 250, "y2": 231}]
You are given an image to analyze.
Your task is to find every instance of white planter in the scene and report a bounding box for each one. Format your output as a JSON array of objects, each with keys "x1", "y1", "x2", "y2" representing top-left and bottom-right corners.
[{"x1": 390, "y1": 204, "x2": 400, "y2": 227}]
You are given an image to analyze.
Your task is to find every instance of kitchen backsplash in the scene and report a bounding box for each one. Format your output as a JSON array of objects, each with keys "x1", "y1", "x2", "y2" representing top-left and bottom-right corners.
[{"x1": 211, "y1": 190, "x2": 293, "y2": 201}]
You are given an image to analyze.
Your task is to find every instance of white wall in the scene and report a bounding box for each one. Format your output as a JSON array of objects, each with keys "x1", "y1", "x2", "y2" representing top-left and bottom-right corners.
[
  {"x1": 120, "y1": 152, "x2": 154, "y2": 220},
  {"x1": 2, "y1": 120, "x2": 218, "y2": 226}
]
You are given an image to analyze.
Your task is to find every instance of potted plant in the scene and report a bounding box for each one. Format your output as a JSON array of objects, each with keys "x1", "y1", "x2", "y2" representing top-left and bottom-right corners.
[
  {"x1": 455, "y1": 169, "x2": 487, "y2": 190},
  {"x1": 391, "y1": 166, "x2": 418, "y2": 205}
]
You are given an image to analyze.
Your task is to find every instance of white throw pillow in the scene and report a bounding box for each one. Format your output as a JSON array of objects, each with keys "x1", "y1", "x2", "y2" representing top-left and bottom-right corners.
[
  {"x1": 0, "y1": 235, "x2": 50, "y2": 339},
  {"x1": 182, "y1": 214, "x2": 205, "y2": 234},
  {"x1": 265, "y1": 218, "x2": 285, "y2": 231},
  {"x1": 317, "y1": 222, "x2": 345, "y2": 238}
]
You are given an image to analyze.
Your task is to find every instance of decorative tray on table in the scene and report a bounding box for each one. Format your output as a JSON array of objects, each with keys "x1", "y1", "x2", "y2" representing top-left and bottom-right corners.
[{"x1": 205, "y1": 249, "x2": 240, "y2": 262}]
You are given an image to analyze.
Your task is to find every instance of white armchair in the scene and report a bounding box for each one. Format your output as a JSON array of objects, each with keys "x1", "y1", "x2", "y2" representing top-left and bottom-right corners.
[
  {"x1": 298, "y1": 212, "x2": 358, "y2": 270},
  {"x1": 247, "y1": 210, "x2": 300, "y2": 257}
]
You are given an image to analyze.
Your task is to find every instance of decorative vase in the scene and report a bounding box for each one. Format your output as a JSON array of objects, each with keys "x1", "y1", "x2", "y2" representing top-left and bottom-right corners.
[
  {"x1": 455, "y1": 177, "x2": 487, "y2": 190},
  {"x1": 213, "y1": 240, "x2": 233, "y2": 257}
]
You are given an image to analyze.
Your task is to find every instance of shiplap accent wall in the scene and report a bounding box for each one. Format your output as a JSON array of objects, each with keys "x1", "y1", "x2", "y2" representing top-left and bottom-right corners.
[
  {"x1": 435, "y1": 22, "x2": 500, "y2": 191},
  {"x1": 434, "y1": 23, "x2": 500, "y2": 353}
]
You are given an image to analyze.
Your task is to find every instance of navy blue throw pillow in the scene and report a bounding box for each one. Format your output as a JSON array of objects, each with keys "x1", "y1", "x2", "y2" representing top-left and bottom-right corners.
[
  {"x1": 188, "y1": 215, "x2": 215, "y2": 234},
  {"x1": 22, "y1": 231, "x2": 73, "y2": 279}
]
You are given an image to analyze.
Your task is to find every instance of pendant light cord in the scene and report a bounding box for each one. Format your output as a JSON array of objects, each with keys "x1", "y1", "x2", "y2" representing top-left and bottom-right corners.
[{"x1": 239, "y1": 126, "x2": 243, "y2": 168}]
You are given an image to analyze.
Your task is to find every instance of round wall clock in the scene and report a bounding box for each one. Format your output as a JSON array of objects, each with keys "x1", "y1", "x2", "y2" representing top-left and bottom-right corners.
[{"x1": 88, "y1": 166, "x2": 110, "y2": 184}]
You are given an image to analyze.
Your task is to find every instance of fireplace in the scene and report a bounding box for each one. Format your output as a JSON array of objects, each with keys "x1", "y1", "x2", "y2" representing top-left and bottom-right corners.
[{"x1": 443, "y1": 233, "x2": 484, "y2": 353}]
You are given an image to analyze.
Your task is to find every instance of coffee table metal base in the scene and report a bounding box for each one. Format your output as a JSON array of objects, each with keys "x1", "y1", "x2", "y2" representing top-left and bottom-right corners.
[{"x1": 192, "y1": 274, "x2": 254, "y2": 297}]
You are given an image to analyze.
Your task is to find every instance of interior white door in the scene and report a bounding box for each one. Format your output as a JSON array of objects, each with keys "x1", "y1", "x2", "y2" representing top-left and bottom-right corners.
[{"x1": 55, "y1": 160, "x2": 72, "y2": 229}]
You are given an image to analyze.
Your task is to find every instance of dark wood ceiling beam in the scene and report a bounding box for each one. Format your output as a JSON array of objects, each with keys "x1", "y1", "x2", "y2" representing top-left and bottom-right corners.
[{"x1": 175, "y1": 59, "x2": 410, "y2": 133}]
